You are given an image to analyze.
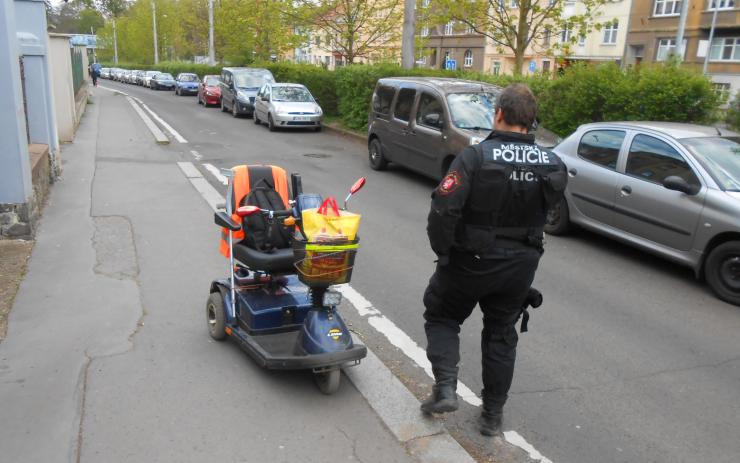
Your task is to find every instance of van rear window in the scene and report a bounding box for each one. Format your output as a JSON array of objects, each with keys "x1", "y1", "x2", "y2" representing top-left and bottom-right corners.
[{"x1": 373, "y1": 85, "x2": 395, "y2": 115}]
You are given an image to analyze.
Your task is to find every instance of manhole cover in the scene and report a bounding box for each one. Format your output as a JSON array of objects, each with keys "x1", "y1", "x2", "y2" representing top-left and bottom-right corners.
[{"x1": 303, "y1": 153, "x2": 332, "y2": 159}]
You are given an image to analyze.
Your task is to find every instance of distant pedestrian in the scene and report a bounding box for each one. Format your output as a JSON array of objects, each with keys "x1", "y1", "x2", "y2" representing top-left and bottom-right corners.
[
  {"x1": 91, "y1": 62, "x2": 102, "y2": 87},
  {"x1": 421, "y1": 84, "x2": 567, "y2": 436}
]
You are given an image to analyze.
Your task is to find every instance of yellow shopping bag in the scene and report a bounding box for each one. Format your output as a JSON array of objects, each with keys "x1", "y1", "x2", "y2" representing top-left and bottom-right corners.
[{"x1": 301, "y1": 196, "x2": 361, "y2": 242}]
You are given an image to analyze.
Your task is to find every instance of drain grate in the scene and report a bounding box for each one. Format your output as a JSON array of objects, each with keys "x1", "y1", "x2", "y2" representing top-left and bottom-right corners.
[{"x1": 303, "y1": 153, "x2": 332, "y2": 159}]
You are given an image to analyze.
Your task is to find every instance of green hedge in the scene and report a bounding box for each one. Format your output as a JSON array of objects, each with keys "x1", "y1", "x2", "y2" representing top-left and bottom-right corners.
[
  {"x1": 726, "y1": 93, "x2": 740, "y2": 131},
  {"x1": 102, "y1": 60, "x2": 721, "y2": 137}
]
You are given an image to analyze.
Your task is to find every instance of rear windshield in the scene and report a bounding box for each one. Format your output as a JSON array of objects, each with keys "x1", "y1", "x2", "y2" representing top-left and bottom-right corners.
[
  {"x1": 234, "y1": 72, "x2": 275, "y2": 89},
  {"x1": 272, "y1": 86, "x2": 313, "y2": 102},
  {"x1": 447, "y1": 92, "x2": 497, "y2": 131},
  {"x1": 680, "y1": 136, "x2": 740, "y2": 191}
]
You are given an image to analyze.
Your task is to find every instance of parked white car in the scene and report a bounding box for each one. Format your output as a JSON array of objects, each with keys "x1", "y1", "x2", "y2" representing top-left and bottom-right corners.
[{"x1": 254, "y1": 83, "x2": 323, "y2": 132}]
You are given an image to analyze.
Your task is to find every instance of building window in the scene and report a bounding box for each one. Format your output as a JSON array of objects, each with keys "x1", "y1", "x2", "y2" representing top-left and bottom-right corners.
[
  {"x1": 466, "y1": 24, "x2": 475, "y2": 34},
  {"x1": 656, "y1": 38, "x2": 686, "y2": 61},
  {"x1": 712, "y1": 83, "x2": 731, "y2": 101},
  {"x1": 708, "y1": 0, "x2": 735, "y2": 9},
  {"x1": 464, "y1": 49, "x2": 473, "y2": 67},
  {"x1": 578, "y1": 34, "x2": 586, "y2": 46},
  {"x1": 492, "y1": 61, "x2": 501, "y2": 75},
  {"x1": 654, "y1": 0, "x2": 681, "y2": 16},
  {"x1": 422, "y1": 0, "x2": 430, "y2": 6},
  {"x1": 421, "y1": 26, "x2": 429, "y2": 37},
  {"x1": 543, "y1": 28, "x2": 551, "y2": 46},
  {"x1": 561, "y1": 24, "x2": 572, "y2": 43},
  {"x1": 510, "y1": 0, "x2": 519, "y2": 7},
  {"x1": 444, "y1": 22, "x2": 454, "y2": 35},
  {"x1": 542, "y1": 60, "x2": 551, "y2": 72},
  {"x1": 603, "y1": 20, "x2": 618, "y2": 44},
  {"x1": 709, "y1": 37, "x2": 740, "y2": 61}
]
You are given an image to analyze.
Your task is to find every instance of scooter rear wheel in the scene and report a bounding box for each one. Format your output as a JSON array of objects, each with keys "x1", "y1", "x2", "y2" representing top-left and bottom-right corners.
[
  {"x1": 314, "y1": 368, "x2": 340, "y2": 395},
  {"x1": 206, "y1": 292, "x2": 227, "y2": 341}
]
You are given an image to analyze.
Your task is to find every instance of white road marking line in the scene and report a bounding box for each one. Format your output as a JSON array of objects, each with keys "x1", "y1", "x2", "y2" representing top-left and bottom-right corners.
[
  {"x1": 125, "y1": 96, "x2": 169, "y2": 144},
  {"x1": 177, "y1": 161, "x2": 552, "y2": 462},
  {"x1": 203, "y1": 163, "x2": 229, "y2": 185},
  {"x1": 190, "y1": 150, "x2": 203, "y2": 161},
  {"x1": 336, "y1": 284, "x2": 554, "y2": 463},
  {"x1": 98, "y1": 85, "x2": 127, "y2": 95},
  {"x1": 130, "y1": 96, "x2": 188, "y2": 144},
  {"x1": 177, "y1": 161, "x2": 203, "y2": 179}
]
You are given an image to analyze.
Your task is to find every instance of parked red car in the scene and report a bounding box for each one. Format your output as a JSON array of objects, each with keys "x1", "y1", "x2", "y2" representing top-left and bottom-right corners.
[{"x1": 198, "y1": 75, "x2": 222, "y2": 107}]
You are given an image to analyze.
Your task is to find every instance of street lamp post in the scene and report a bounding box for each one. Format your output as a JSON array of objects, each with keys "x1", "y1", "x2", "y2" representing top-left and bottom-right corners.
[
  {"x1": 208, "y1": 0, "x2": 215, "y2": 65},
  {"x1": 703, "y1": 4, "x2": 719, "y2": 74},
  {"x1": 152, "y1": 0, "x2": 159, "y2": 64}
]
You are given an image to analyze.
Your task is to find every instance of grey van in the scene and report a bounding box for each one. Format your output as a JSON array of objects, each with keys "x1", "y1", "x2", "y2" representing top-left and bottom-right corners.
[
  {"x1": 367, "y1": 77, "x2": 502, "y2": 180},
  {"x1": 219, "y1": 67, "x2": 276, "y2": 118}
]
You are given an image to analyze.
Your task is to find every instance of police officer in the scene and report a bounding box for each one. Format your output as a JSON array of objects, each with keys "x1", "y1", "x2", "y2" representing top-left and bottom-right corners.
[{"x1": 421, "y1": 84, "x2": 567, "y2": 436}]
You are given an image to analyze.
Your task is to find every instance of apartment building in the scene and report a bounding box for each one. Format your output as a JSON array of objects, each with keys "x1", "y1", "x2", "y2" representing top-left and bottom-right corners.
[
  {"x1": 557, "y1": 0, "x2": 633, "y2": 66},
  {"x1": 624, "y1": 0, "x2": 740, "y2": 98}
]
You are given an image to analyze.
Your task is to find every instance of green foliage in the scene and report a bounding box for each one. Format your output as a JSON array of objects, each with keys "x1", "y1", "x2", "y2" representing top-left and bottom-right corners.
[
  {"x1": 538, "y1": 62, "x2": 721, "y2": 136},
  {"x1": 727, "y1": 94, "x2": 740, "y2": 131}
]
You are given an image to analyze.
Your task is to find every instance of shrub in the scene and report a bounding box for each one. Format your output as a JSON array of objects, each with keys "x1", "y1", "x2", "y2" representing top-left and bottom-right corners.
[{"x1": 724, "y1": 93, "x2": 740, "y2": 131}]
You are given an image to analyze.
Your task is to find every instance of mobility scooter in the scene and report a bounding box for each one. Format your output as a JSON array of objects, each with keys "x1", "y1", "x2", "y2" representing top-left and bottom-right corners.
[{"x1": 207, "y1": 164, "x2": 367, "y2": 394}]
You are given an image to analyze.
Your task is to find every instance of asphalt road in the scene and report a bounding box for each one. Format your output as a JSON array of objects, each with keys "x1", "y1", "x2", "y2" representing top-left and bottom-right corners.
[{"x1": 101, "y1": 80, "x2": 740, "y2": 463}]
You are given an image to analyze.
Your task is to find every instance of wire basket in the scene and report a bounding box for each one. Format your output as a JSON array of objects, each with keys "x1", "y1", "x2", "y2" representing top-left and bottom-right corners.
[{"x1": 293, "y1": 239, "x2": 358, "y2": 287}]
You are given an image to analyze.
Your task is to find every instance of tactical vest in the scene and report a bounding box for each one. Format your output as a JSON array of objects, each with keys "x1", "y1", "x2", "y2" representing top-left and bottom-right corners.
[{"x1": 459, "y1": 138, "x2": 566, "y2": 254}]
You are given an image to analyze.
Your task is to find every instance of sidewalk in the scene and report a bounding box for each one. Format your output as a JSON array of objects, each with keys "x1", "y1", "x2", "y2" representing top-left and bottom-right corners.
[{"x1": 0, "y1": 90, "x2": 422, "y2": 463}]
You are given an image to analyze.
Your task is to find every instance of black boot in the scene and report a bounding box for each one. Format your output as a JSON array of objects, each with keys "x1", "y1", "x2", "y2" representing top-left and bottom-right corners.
[
  {"x1": 478, "y1": 410, "x2": 502, "y2": 436},
  {"x1": 420, "y1": 383, "x2": 458, "y2": 414}
]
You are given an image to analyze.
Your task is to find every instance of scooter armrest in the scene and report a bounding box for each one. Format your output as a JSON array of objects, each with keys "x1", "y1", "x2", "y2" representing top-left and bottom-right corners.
[{"x1": 214, "y1": 211, "x2": 241, "y2": 231}]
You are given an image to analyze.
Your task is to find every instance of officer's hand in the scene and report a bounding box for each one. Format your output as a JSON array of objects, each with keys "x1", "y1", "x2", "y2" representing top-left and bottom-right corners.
[{"x1": 525, "y1": 288, "x2": 543, "y2": 309}]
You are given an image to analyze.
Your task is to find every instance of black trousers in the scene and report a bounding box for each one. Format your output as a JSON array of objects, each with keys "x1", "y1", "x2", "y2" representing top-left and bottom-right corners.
[{"x1": 423, "y1": 245, "x2": 541, "y2": 412}]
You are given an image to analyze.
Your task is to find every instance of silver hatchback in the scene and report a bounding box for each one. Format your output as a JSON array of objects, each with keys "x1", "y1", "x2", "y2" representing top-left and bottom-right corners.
[
  {"x1": 254, "y1": 83, "x2": 323, "y2": 131},
  {"x1": 547, "y1": 122, "x2": 740, "y2": 305}
]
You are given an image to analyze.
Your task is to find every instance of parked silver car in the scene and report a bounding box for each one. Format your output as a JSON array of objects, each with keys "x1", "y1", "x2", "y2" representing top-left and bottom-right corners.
[
  {"x1": 548, "y1": 121, "x2": 740, "y2": 305},
  {"x1": 254, "y1": 83, "x2": 323, "y2": 131},
  {"x1": 144, "y1": 71, "x2": 161, "y2": 88}
]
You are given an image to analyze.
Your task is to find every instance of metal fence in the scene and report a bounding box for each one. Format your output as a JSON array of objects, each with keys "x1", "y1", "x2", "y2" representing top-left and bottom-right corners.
[{"x1": 71, "y1": 47, "x2": 84, "y2": 95}]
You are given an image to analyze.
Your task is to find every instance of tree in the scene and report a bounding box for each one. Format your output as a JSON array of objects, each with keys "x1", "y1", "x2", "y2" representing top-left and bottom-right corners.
[
  {"x1": 96, "y1": 0, "x2": 129, "y2": 63},
  {"x1": 47, "y1": 0, "x2": 104, "y2": 34},
  {"x1": 294, "y1": 0, "x2": 403, "y2": 65},
  {"x1": 432, "y1": 0, "x2": 607, "y2": 75}
]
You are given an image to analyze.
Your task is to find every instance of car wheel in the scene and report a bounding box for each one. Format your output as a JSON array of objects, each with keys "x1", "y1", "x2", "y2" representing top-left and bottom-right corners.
[
  {"x1": 314, "y1": 125, "x2": 322, "y2": 132},
  {"x1": 221, "y1": 98, "x2": 228, "y2": 112},
  {"x1": 705, "y1": 241, "x2": 740, "y2": 306},
  {"x1": 206, "y1": 292, "x2": 227, "y2": 341},
  {"x1": 544, "y1": 197, "x2": 571, "y2": 235},
  {"x1": 268, "y1": 114, "x2": 276, "y2": 132},
  {"x1": 368, "y1": 138, "x2": 388, "y2": 170},
  {"x1": 232, "y1": 101, "x2": 239, "y2": 118}
]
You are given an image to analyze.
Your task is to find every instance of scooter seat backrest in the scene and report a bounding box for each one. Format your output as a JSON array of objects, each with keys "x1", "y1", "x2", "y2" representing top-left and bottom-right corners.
[{"x1": 219, "y1": 165, "x2": 290, "y2": 258}]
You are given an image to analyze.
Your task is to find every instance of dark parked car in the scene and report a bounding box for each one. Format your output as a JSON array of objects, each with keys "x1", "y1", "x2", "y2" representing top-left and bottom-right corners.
[
  {"x1": 367, "y1": 77, "x2": 502, "y2": 180},
  {"x1": 219, "y1": 67, "x2": 275, "y2": 118},
  {"x1": 549, "y1": 122, "x2": 740, "y2": 305},
  {"x1": 175, "y1": 73, "x2": 199, "y2": 96},
  {"x1": 151, "y1": 73, "x2": 175, "y2": 90},
  {"x1": 198, "y1": 75, "x2": 221, "y2": 106}
]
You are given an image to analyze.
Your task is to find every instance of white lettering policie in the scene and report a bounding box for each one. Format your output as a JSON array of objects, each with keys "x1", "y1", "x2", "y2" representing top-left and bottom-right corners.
[{"x1": 492, "y1": 144, "x2": 551, "y2": 165}]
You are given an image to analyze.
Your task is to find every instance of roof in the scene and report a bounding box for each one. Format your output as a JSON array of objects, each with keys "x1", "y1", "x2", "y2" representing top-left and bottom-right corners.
[
  {"x1": 579, "y1": 121, "x2": 739, "y2": 139},
  {"x1": 377, "y1": 76, "x2": 502, "y2": 93}
]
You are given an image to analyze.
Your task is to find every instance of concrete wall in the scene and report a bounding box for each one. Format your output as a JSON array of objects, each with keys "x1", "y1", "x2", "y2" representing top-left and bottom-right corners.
[{"x1": 48, "y1": 34, "x2": 76, "y2": 143}]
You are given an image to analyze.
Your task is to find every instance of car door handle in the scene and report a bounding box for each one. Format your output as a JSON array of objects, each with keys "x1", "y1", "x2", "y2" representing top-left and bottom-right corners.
[
  {"x1": 620, "y1": 185, "x2": 632, "y2": 195},
  {"x1": 568, "y1": 168, "x2": 577, "y2": 177}
]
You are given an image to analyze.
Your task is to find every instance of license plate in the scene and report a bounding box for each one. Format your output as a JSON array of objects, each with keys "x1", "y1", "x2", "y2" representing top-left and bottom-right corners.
[{"x1": 293, "y1": 116, "x2": 310, "y2": 121}]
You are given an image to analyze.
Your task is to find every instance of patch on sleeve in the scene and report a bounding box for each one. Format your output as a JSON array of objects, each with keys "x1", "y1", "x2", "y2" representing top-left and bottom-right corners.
[{"x1": 437, "y1": 171, "x2": 462, "y2": 196}]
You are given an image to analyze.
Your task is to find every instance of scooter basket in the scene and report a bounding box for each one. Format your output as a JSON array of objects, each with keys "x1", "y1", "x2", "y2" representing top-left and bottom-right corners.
[{"x1": 293, "y1": 239, "x2": 358, "y2": 286}]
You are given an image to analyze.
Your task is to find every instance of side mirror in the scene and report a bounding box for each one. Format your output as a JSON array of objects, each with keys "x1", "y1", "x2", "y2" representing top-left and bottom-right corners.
[
  {"x1": 423, "y1": 113, "x2": 442, "y2": 128},
  {"x1": 236, "y1": 205, "x2": 261, "y2": 217},
  {"x1": 214, "y1": 211, "x2": 241, "y2": 231},
  {"x1": 663, "y1": 176, "x2": 699, "y2": 195},
  {"x1": 350, "y1": 177, "x2": 366, "y2": 195}
]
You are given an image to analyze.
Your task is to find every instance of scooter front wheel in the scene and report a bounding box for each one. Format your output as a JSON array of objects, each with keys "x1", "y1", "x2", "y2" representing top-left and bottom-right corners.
[
  {"x1": 314, "y1": 368, "x2": 340, "y2": 395},
  {"x1": 206, "y1": 292, "x2": 227, "y2": 341}
]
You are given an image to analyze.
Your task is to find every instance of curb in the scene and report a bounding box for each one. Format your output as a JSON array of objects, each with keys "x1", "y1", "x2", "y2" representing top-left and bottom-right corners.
[
  {"x1": 346, "y1": 336, "x2": 476, "y2": 463},
  {"x1": 323, "y1": 123, "x2": 367, "y2": 145},
  {"x1": 125, "y1": 96, "x2": 170, "y2": 144}
]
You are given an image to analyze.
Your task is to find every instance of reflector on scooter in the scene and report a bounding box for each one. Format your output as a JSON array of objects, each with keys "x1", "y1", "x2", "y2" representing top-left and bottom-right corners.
[
  {"x1": 236, "y1": 205, "x2": 261, "y2": 217},
  {"x1": 323, "y1": 290, "x2": 342, "y2": 307}
]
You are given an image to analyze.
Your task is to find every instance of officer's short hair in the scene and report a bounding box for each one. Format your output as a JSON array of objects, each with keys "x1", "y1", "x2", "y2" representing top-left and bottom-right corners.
[{"x1": 495, "y1": 84, "x2": 538, "y2": 131}]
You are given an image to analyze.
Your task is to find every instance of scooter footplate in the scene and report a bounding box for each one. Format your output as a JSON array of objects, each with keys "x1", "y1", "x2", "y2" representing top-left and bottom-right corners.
[{"x1": 231, "y1": 328, "x2": 367, "y2": 370}]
